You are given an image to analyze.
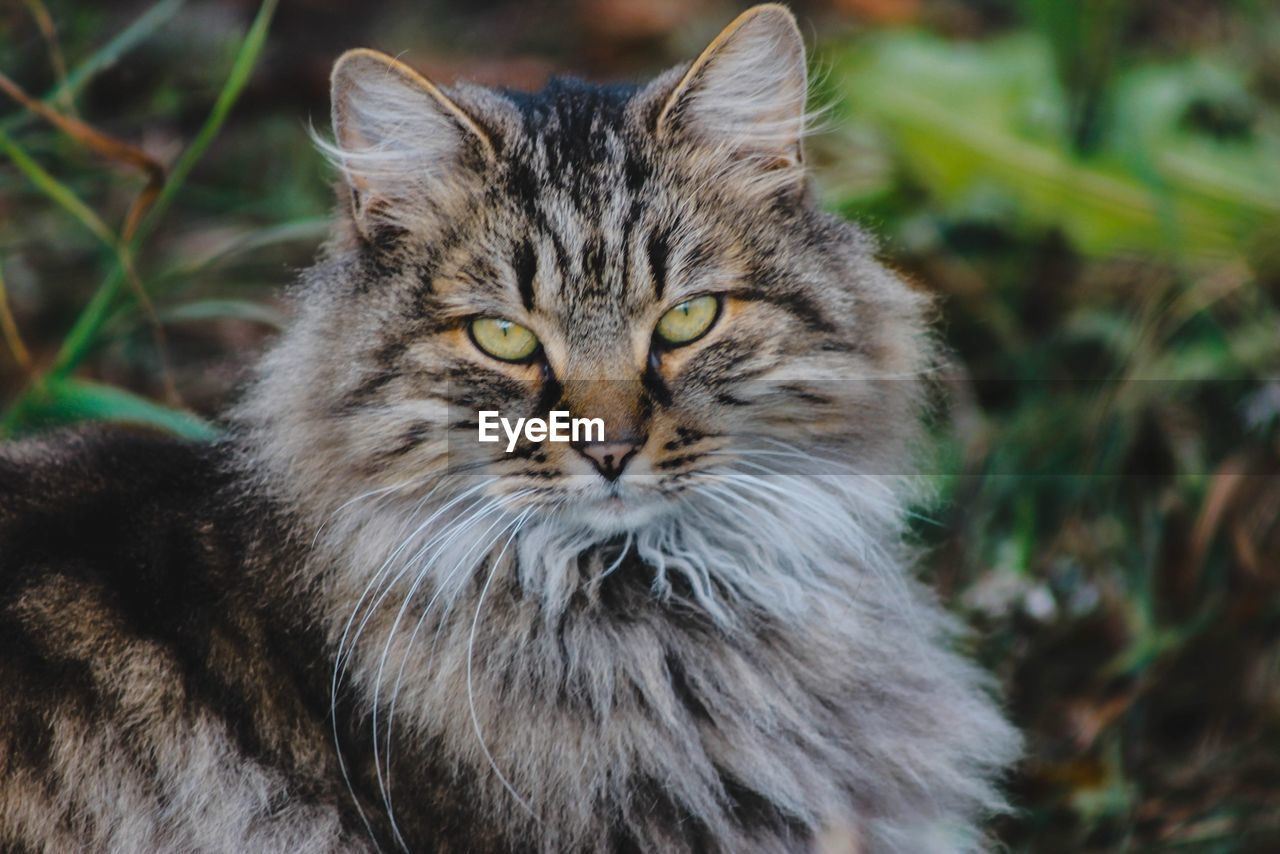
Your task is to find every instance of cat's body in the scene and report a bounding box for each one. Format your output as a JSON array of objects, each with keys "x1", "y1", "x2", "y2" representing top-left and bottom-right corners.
[
  {"x1": 0, "y1": 6, "x2": 1018, "y2": 852},
  {"x1": 0, "y1": 431, "x2": 357, "y2": 851}
]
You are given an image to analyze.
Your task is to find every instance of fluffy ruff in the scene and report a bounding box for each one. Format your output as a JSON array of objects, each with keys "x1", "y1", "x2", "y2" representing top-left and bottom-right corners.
[{"x1": 303, "y1": 462, "x2": 1019, "y2": 852}]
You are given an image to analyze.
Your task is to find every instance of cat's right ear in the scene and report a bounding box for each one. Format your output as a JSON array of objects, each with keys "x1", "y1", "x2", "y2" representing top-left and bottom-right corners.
[
  {"x1": 325, "y1": 49, "x2": 494, "y2": 239},
  {"x1": 654, "y1": 5, "x2": 808, "y2": 190}
]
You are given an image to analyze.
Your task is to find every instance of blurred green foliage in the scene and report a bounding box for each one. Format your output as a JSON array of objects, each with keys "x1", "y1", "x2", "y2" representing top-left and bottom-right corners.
[
  {"x1": 814, "y1": 3, "x2": 1280, "y2": 849},
  {"x1": 2, "y1": 0, "x2": 1280, "y2": 849},
  {"x1": 2, "y1": 0, "x2": 278, "y2": 438},
  {"x1": 833, "y1": 32, "x2": 1279, "y2": 259}
]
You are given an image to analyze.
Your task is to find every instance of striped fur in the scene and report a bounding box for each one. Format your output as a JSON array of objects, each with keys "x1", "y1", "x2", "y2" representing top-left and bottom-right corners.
[{"x1": 0, "y1": 6, "x2": 1018, "y2": 852}]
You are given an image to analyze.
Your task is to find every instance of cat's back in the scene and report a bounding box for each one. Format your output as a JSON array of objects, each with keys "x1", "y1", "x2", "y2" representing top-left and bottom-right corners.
[
  {"x1": 1, "y1": 426, "x2": 232, "y2": 572},
  {"x1": 0, "y1": 428, "x2": 361, "y2": 852},
  {"x1": 0, "y1": 427, "x2": 242, "y2": 651}
]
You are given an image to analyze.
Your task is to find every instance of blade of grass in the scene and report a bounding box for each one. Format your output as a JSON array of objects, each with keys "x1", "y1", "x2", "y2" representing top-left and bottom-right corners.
[
  {"x1": 20, "y1": 0, "x2": 75, "y2": 115},
  {"x1": 0, "y1": 0, "x2": 187, "y2": 134},
  {"x1": 137, "y1": 0, "x2": 280, "y2": 242},
  {"x1": 47, "y1": 0, "x2": 279, "y2": 382},
  {"x1": 0, "y1": 128, "x2": 116, "y2": 247},
  {"x1": 0, "y1": 127, "x2": 179, "y2": 404},
  {"x1": 4, "y1": 377, "x2": 219, "y2": 440},
  {"x1": 147, "y1": 217, "x2": 329, "y2": 292},
  {"x1": 0, "y1": 0, "x2": 278, "y2": 434},
  {"x1": 0, "y1": 258, "x2": 34, "y2": 374},
  {"x1": 157, "y1": 299, "x2": 285, "y2": 329},
  {"x1": 0, "y1": 69, "x2": 166, "y2": 239}
]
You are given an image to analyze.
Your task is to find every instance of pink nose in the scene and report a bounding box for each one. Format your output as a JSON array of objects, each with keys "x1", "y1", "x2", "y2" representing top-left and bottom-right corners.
[{"x1": 574, "y1": 439, "x2": 644, "y2": 482}]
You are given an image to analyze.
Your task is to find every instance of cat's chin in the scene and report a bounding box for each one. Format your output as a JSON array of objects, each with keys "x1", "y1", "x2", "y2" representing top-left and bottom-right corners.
[{"x1": 561, "y1": 490, "x2": 671, "y2": 535}]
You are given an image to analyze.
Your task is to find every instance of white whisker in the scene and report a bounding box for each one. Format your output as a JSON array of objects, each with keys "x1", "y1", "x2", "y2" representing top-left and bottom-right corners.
[
  {"x1": 381, "y1": 491, "x2": 536, "y2": 839},
  {"x1": 465, "y1": 506, "x2": 539, "y2": 818},
  {"x1": 370, "y1": 491, "x2": 519, "y2": 845}
]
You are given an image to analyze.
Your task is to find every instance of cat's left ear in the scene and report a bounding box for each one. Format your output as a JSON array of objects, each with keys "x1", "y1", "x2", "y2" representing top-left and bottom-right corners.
[
  {"x1": 656, "y1": 4, "x2": 808, "y2": 180},
  {"x1": 326, "y1": 49, "x2": 495, "y2": 238}
]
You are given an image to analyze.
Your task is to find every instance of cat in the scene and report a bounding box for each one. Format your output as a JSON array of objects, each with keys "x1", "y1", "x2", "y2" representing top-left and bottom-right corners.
[{"x1": 0, "y1": 5, "x2": 1019, "y2": 852}]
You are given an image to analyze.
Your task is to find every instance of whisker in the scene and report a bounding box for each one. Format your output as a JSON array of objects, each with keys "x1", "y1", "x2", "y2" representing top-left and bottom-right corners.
[
  {"x1": 599, "y1": 532, "x2": 633, "y2": 580},
  {"x1": 337, "y1": 478, "x2": 498, "y2": 680},
  {"x1": 371, "y1": 491, "x2": 529, "y2": 840},
  {"x1": 382, "y1": 491, "x2": 535, "y2": 838},
  {"x1": 700, "y1": 470, "x2": 927, "y2": 632},
  {"x1": 331, "y1": 476, "x2": 498, "y2": 850},
  {"x1": 327, "y1": 472, "x2": 457, "y2": 852},
  {"x1": 466, "y1": 505, "x2": 539, "y2": 818},
  {"x1": 706, "y1": 442, "x2": 938, "y2": 527}
]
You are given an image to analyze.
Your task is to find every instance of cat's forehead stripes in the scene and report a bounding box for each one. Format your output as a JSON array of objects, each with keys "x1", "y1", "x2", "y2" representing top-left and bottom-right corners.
[
  {"x1": 339, "y1": 32, "x2": 848, "y2": 373},
  {"x1": 501, "y1": 79, "x2": 637, "y2": 213},
  {"x1": 491, "y1": 78, "x2": 661, "y2": 315}
]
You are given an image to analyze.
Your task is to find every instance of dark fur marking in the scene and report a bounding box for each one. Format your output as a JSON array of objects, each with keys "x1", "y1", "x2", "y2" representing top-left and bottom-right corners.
[
  {"x1": 547, "y1": 227, "x2": 572, "y2": 277},
  {"x1": 780, "y1": 385, "x2": 832, "y2": 406},
  {"x1": 502, "y1": 159, "x2": 543, "y2": 218},
  {"x1": 664, "y1": 653, "x2": 712, "y2": 724},
  {"x1": 338, "y1": 341, "x2": 410, "y2": 413},
  {"x1": 646, "y1": 230, "x2": 670, "y2": 301},
  {"x1": 728, "y1": 282, "x2": 836, "y2": 334},
  {"x1": 657, "y1": 454, "x2": 703, "y2": 470},
  {"x1": 683, "y1": 237, "x2": 713, "y2": 273},
  {"x1": 379, "y1": 422, "x2": 436, "y2": 460},
  {"x1": 722, "y1": 775, "x2": 810, "y2": 837},
  {"x1": 583, "y1": 234, "x2": 607, "y2": 295},
  {"x1": 357, "y1": 224, "x2": 409, "y2": 288},
  {"x1": 715, "y1": 391, "x2": 752, "y2": 407},
  {"x1": 623, "y1": 153, "x2": 650, "y2": 195},
  {"x1": 535, "y1": 373, "x2": 565, "y2": 420},
  {"x1": 643, "y1": 351, "x2": 673, "y2": 408},
  {"x1": 514, "y1": 238, "x2": 537, "y2": 311}
]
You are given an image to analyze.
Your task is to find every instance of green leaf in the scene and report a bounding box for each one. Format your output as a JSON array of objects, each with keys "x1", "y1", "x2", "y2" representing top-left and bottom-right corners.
[
  {"x1": 3, "y1": 378, "x2": 220, "y2": 440},
  {"x1": 829, "y1": 32, "x2": 1280, "y2": 260}
]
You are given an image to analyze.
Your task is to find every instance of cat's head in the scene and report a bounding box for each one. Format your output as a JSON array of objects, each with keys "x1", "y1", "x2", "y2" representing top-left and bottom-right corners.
[{"x1": 240, "y1": 5, "x2": 930, "y2": 552}]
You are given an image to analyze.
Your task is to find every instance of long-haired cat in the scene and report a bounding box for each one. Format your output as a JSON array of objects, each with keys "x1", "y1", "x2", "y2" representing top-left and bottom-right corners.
[{"x1": 0, "y1": 5, "x2": 1018, "y2": 851}]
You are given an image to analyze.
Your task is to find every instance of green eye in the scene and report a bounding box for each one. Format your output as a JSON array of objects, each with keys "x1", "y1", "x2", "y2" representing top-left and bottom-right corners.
[
  {"x1": 655, "y1": 295, "x2": 720, "y2": 345},
  {"x1": 469, "y1": 317, "x2": 540, "y2": 362}
]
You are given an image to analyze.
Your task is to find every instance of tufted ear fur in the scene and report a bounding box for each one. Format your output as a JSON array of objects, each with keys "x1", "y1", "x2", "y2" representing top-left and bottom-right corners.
[
  {"x1": 322, "y1": 49, "x2": 494, "y2": 238},
  {"x1": 656, "y1": 4, "x2": 808, "y2": 184}
]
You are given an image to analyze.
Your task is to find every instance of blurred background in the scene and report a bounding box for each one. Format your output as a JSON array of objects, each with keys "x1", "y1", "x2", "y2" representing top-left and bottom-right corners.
[{"x1": 2, "y1": 0, "x2": 1279, "y2": 849}]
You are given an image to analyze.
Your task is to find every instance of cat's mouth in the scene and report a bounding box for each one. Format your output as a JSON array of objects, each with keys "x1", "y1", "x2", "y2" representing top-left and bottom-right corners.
[{"x1": 558, "y1": 479, "x2": 670, "y2": 533}]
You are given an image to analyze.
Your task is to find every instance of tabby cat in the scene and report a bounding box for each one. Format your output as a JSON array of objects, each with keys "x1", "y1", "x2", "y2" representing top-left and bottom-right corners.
[{"x1": 0, "y1": 5, "x2": 1018, "y2": 851}]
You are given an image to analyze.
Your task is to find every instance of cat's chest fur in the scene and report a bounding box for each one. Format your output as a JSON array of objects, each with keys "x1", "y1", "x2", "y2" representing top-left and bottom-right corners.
[
  {"x1": 339, "y1": 563, "x2": 833, "y2": 852},
  {"x1": 306, "y1": 477, "x2": 1012, "y2": 853},
  {"x1": 322, "y1": 574, "x2": 828, "y2": 851}
]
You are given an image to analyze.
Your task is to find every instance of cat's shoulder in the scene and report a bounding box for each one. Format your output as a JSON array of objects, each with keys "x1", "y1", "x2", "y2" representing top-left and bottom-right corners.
[
  {"x1": 0, "y1": 425, "x2": 239, "y2": 591},
  {"x1": 1, "y1": 424, "x2": 227, "y2": 508}
]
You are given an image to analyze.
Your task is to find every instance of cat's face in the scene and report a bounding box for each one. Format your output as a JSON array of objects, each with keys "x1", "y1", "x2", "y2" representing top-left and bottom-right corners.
[
  {"x1": 250, "y1": 5, "x2": 928, "y2": 539},
  {"x1": 396, "y1": 154, "x2": 850, "y2": 533}
]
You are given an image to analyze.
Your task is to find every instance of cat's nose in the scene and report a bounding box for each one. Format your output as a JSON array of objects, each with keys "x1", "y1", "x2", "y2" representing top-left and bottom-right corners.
[{"x1": 573, "y1": 437, "x2": 645, "y2": 482}]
